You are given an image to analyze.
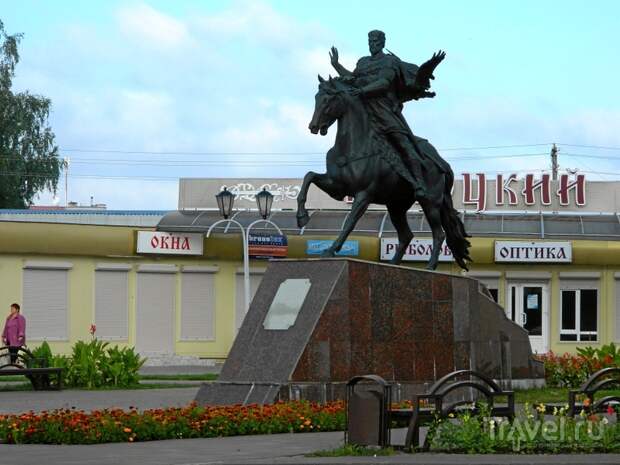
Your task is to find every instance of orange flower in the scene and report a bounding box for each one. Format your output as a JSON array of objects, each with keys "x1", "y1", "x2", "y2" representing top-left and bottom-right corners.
[
  {"x1": 583, "y1": 398, "x2": 591, "y2": 407},
  {"x1": 123, "y1": 427, "x2": 132, "y2": 433}
]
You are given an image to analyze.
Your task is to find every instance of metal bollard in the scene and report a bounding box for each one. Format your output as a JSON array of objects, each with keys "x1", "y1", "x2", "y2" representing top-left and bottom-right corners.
[{"x1": 345, "y1": 375, "x2": 391, "y2": 448}]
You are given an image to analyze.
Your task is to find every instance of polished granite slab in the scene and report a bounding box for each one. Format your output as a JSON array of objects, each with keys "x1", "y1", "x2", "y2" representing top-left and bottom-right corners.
[{"x1": 195, "y1": 258, "x2": 543, "y2": 406}]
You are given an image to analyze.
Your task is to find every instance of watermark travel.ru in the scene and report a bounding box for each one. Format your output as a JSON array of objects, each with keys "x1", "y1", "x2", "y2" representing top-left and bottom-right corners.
[{"x1": 489, "y1": 417, "x2": 608, "y2": 450}]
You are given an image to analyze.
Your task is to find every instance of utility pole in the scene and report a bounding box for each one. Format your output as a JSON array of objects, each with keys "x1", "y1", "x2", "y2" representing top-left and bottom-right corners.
[{"x1": 551, "y1": 144, "x2": 559, "y2": 181}]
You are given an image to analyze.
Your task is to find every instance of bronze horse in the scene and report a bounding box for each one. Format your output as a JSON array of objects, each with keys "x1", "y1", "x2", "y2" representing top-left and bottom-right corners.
[{"x1": 296, "y1": 76, "x2": 471, "y2": 270}]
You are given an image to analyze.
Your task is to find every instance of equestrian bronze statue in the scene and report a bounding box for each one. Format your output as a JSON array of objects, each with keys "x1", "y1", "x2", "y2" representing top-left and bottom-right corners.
[{"x1": 296, "y1": 30, "x2": 471, "y2": 270}]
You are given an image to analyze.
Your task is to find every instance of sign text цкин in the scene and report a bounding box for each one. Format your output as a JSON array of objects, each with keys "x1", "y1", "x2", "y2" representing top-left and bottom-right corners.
[{"x1": 462, "y1": 173, "x2": 586, "y2": 211}]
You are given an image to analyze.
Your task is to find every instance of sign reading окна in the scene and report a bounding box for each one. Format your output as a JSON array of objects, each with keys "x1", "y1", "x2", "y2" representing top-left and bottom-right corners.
[
  {"x1": 380, "y1": 238, "x2": 453, "y2": 262},
  {"x1": 137, "y1": 231, "x2": 204, "y2": 255},
  {"x1": 494, "y1": 241, "x2": 572, "y2": 263}
]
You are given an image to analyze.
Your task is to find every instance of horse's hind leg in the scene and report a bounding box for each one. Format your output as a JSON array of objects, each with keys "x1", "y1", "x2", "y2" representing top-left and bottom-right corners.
[
  {"x1": 321, "y1": 191, "x2": 370, "y2": 257},
  {"x1": 420, "y1": 201, "x2": 446, "y2": 270},
  {"x1": 297, "y1": 172, "x2": 339, "y2": 228},
  {"x1": 387, "y1": 204, "x2": 413, "y2": 265}
]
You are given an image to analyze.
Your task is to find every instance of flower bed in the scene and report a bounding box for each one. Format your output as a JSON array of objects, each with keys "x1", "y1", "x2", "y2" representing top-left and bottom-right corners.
[
  {"x1": 428, "y1": 402, "x2": 620, "y2": 453},
  {"x1": 537, "y1": 344, "x2": 620, "y2": 388},
  {"x1": 0, "y1": 401, "x2": 345, "y2": 444}
]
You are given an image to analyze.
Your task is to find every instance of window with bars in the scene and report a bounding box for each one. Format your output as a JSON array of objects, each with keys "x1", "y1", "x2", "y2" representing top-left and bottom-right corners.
[{"x1": 560, "y1": 288, "x2": 598, "y2": 341}]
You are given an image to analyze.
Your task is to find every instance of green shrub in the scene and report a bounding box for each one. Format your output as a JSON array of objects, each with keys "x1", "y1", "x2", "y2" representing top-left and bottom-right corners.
[
  {"x1": 67, "y1": 339, "x2": 109, "y2": 388},
  {"x1": 104, "y1": 346, "x2": 144, "y2": 387},
  {"x1": 29, "y1": 340, "x2": 145, "y2": 389},
  {"x1": 27, "y1": 341, "x2": 53, "y2": 368}
]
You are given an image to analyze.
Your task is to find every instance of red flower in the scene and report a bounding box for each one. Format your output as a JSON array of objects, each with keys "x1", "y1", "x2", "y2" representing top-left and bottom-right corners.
[
  {"x1": 607, "y1": 405, "x2": 615, "y2": 415},
  {"x1": 89, "y1": 324, "x2": 97, "y2": 336}
]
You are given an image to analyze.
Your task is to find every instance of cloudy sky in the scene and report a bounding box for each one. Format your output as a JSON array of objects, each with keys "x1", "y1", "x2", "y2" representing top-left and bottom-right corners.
[{"x1": 3, "y1": 0, "x2": 620, "y2": 209}]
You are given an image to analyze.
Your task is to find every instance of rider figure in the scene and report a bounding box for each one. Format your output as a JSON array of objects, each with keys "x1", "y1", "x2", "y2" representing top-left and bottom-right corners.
[{"x1": 330, "y1": 30, "x2": 430, "y2": 201}]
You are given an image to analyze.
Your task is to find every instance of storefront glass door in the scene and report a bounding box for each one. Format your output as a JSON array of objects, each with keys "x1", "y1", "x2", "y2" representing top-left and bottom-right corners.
[{"x1": 507, "y1": 283, "x2": 549, "y2": 354}]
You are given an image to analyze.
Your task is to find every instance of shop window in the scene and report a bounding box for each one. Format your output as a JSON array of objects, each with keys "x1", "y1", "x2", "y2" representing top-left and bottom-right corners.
[
  {"x1": 180, "y1": 272, "x2": 216, "y2": 341},
  {"x1": 474, "y1": 277, "x2": 499, "y2": 304},
  {"x1": 23, "y1": 268, "x2": 69, "y2": 340},
  {"x1": 560, "y1": 289, "x2": 598, "y2": 341},
  {"x1": 95, "y1": 270, "x2": 129, "y2": 340}
]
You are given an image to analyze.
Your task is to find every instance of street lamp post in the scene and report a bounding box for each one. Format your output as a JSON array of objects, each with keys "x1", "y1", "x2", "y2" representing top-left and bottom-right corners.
[{"x1": 206, "y1": 187, "x2": 282, "y2": 314}]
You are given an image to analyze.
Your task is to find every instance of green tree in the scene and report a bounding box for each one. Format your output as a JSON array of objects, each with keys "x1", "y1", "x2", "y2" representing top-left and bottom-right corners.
[{"x1": 0, "y1": 20, "x2": 62, "y2": 208}]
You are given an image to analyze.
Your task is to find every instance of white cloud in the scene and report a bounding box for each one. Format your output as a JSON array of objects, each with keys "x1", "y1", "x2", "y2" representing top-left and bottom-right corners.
[
  {"x1": 218, "y1": 118, "x2": 282, "y2": 152},
  {"x1": 117, "y1": 90, "x2": 176, "y2": 143},
  {"x1": 195, "y1": 0, "x2": 325, "y2": 46},
  {"x1": 117, "y1": 3, "x2": 191, "y2": 50},
  {"x1": 564, "y1": 110, "x2": 620, "y2": 147},
  {"x1": 277, "y1": 101, "x2": 313, "y2": 135},
  {"x1": 35, "y1": 178, "x2": 179, "y2": 210}
]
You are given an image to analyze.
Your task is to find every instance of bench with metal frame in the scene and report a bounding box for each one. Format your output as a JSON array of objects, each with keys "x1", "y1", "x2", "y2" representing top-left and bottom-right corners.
[
  {"x1": 0, "y1": 346, "x2": 63, "y2": 390},
  {"x1": 566, "y1": 367, "x2": 620, "y2": 416},
  {"x1": 403, "y1": 369, "x2": 515, "y2": 450}
]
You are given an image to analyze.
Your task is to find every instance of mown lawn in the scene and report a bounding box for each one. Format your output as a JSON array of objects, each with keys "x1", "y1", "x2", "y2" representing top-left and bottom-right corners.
[{"x1": 515, "y1": 387, "x2": 620, "y2": 404}]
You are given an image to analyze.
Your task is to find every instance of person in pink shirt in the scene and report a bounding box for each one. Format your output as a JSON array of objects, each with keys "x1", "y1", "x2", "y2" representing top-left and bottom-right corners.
[{"x1": 2, "y1": 303, "x2": 26, "y2": 364}]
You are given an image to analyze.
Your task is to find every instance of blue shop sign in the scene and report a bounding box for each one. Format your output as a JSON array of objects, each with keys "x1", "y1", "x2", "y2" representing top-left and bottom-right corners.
[
  {"x1": 306, "y1": 240, "x2": 359, "y2": 256},
  {"x1": 248, "y1": 233, "x2": 288, "y2": 259}
]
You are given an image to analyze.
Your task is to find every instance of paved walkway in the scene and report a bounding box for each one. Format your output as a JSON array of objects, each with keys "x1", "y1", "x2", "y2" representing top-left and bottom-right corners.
[
  {"x1": 0, "y1": 386, "x2": 199, "y2": 414},
  {"x1": 1, "y1": 431, "x2": 620, "y2": 465},
  {"x1": 139, "y1": 364, "x2": 223, "y2": 375}
]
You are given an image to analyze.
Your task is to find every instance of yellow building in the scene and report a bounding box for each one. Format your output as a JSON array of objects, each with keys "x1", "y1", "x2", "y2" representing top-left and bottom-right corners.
[{"x1": 0, "y1": 174, "x2": 618, "y2": 362}]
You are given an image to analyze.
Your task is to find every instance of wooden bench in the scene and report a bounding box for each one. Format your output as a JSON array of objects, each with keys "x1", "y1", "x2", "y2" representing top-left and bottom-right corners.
[
  {"x1": 0, "y1": 346, "x2": 63, "y2": 390},
  {"x1": 403, "y1": 369, "x2": 515, "y2": 450}
]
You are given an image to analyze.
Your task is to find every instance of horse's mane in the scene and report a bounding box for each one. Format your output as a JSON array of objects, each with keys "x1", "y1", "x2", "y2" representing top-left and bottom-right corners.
[{"x1": 318, "y1": 76, "x2": 355, "y2": 94}]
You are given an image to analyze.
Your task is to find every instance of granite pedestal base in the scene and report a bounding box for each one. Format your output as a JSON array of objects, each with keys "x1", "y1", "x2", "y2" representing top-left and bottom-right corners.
[{"x1": 195, "y1": 258, "x2": 543, "y2": 406}]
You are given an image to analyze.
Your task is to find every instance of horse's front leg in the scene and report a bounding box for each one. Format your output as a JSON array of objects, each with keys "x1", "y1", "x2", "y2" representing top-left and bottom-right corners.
[
  {"x1": 297, "y1": 172, "x2": 339, "y2": 228},
  {"x1": 322, "y1": 191, "x2": 370, "y2": 257},
  {"x1": 297, "y1": 171, "x2": 319, "y2": 228}
]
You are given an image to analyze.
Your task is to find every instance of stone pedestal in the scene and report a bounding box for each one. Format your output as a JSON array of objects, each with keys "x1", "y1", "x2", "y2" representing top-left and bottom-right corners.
[{"x1": 195, "y1": 258, "x2": 543, "y2": 406}]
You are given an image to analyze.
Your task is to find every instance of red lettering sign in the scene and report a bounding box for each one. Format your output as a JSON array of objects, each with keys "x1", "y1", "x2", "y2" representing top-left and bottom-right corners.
[
  {"x1": 522, "y1": 174, "x2": 551, "y2": 205},
  {"x1": 557, "y1": 174, "x2": 586, "y2": 206},
  {"x1": 462, "y1": 173, "x2": 486, "y2": 211},
  {"x1": 496, "y1": 173, "x2": 518, "y2": 206}
]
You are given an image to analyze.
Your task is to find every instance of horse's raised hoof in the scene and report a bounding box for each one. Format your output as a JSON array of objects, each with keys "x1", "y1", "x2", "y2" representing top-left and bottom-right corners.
[{"x1": 296, "y1": 212, "x2": 310, "y2": 228}]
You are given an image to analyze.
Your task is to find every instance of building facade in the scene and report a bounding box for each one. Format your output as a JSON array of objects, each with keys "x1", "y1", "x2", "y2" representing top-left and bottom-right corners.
[{"x1": 1, "y1": 174, "x2": 619, "y2": 361}]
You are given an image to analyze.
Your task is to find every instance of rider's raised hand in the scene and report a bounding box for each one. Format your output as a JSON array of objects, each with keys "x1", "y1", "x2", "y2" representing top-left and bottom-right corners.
[{"x1": 329, "y1": 46, "x2": 339, "y2": 67}]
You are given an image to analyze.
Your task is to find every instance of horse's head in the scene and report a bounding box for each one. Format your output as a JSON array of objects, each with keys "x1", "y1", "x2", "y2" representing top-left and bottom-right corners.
[{"x1": 308, "y1": 75, "x2": 349, "y2": 136}]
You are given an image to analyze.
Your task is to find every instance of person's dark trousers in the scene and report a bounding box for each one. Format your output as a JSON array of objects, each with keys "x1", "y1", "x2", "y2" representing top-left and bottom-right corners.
[{"x1": 8, "y1": 346, "x2": 19, "y2": 364}]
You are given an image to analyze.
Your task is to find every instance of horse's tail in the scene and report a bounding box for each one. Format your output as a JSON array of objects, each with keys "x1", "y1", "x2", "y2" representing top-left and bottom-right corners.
[{"x1": 440, "y1": 169, "x2": 472, "y2": 270}]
